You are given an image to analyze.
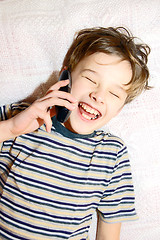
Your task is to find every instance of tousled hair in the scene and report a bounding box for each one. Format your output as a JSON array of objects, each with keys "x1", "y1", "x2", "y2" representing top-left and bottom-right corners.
[{"x1": 62, "y1": 27, "x2": 150, "y2": 103}]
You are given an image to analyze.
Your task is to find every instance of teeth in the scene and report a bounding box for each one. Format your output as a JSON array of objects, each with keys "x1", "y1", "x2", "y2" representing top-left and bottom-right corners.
[
  {"x1": 80, "y1": 103, "x2": 100, "y2": 116},
  {"x1": 82, "y1": 113, "x2": 91, "y2": 120},
  {"x1": 82, "y1": 113, "x2": 98, "y2": 120}
]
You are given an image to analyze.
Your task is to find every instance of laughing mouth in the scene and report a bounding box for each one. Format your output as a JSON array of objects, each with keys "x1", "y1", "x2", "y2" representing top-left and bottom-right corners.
[{"x1": 79, "y1": 102, "x2": 101, "y2": 120}]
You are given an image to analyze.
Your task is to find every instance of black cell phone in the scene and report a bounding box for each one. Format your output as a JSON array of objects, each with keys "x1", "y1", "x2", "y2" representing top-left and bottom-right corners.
[{"x1": 55, "y1": 69, "x2": 72, "y2": 123}]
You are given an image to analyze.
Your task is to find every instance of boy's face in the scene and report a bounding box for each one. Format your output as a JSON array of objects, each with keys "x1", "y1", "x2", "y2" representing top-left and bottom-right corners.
[{"x1": 64, "y1": 52, "x2": 132, "y2": 134}]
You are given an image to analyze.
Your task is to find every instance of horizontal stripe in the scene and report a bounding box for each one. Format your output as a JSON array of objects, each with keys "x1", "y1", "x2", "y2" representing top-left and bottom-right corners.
[
  {"x1": 9, "y1": 171, "x2": 104, "y2": 197},
  {"x1": 0, "y1": 227, "x2": 29, "y2": 240},
  {"x1": 0, "y1": 103, "x2": 138, "y2": 239},
  {"x1": 1, "y1": 213, "x2": 71, "y2": 238},
  {"x1": 2, "y1": 196, "x2": 93, "y2": 223}
]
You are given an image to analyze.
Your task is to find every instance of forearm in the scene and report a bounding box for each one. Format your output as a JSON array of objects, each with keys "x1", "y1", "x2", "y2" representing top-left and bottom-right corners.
[
  {"x1": 96, "y1": 225, "x2": 121, "y2": 240},
  {"x1": 0, "y1": 119, "x2": 15, "y2": 142},
  {"x1": 96, "y1": 214, "x2": 121, "y2": 240}
]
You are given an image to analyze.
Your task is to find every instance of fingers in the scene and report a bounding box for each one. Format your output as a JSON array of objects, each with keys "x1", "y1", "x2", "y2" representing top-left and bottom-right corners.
[
  {"x1": 46, "y1": 80, "x2": 70, "y2": 94},
  {"x1": 24, "y1": 104, "x2": 53, "y2": 133},
  {"x1": 45, "y1": 90, "x2": 76, "y2": 104},
  {"x1": 42, "y1": 111, "x2": 53, "y2": 133},
  {"x1": 35, "y1": 94, "x2": 76, "y2": 114},
  {"x1": 36, "y1": 80, "x2": 77, "y2": 111},
  {"x1": 22, "y1": 80, "x2": 77, "y2": 133}
]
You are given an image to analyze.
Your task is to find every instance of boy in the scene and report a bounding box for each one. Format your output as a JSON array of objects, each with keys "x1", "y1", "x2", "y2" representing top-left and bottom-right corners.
[{"x1": 0, "y1": 27, "x2": 150, "y2": 240}]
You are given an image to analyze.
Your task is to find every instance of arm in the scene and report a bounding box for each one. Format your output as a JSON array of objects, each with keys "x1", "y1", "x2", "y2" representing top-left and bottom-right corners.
[
  {"x1": 96, "y1": 213, "x2": 121, "y2": 240},
  {"x1": 0, "y1": 119, "x2": 15, "y2": 143},
  {"x1": 0, "y1": 80, "x2": 77, "y2": 142}
]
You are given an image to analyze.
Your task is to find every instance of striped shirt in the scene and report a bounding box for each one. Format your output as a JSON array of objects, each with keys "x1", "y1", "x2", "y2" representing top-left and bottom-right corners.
[{"x1": 0, "y1": 103, "x2": 137, "y2": 240}]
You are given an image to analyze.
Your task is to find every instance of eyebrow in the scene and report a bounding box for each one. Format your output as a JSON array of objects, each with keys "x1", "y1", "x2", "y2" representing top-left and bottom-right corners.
[
  {"x1": 81, "y1": 69, "x2": 97, "y2": 74},
  {"x1": 114, "y1": 84, "x2": 126, "y2": 93}
]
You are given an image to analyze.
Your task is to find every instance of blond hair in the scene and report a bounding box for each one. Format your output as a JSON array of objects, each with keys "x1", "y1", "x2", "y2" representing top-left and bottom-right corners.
[{"x1": 62, "y1": 27, "x2": 150, "y2": 103}]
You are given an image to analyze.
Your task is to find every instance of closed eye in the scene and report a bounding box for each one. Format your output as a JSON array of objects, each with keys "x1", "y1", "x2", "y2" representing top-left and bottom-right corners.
[
  {"x1": 109, "y1": 91, "x2": 119, "y2": 98},
  {"x1": 84, "y1": 76, "x2": 96, "y2": 84}
]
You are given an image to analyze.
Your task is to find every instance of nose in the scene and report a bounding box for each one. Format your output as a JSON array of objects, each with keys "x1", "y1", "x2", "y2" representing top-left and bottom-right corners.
[{"x1": 90, "y1": 90, "x2": 105, "y2": 104}]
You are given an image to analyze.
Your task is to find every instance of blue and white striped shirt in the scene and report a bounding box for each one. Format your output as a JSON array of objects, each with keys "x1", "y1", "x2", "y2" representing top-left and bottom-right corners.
[{"x1": 0, "y1": 103, "x2": 137, "y2": 240}]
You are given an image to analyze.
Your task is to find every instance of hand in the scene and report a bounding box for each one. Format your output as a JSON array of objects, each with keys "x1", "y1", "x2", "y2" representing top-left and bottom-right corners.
[{"x1": 0, "y1": 80, "x2": 77, "y2": 142}]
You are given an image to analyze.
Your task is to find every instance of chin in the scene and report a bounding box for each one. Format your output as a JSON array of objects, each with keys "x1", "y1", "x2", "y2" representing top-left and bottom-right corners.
[
  {"x1": 64, "y1": 119, "x2": 94, "y2": 135},
  {"x1": 64, "y1": 109, "x2": 104, "y2": 134},
  {"x1": 76, "y1": 128, "x2": 93, "y2": 135}
]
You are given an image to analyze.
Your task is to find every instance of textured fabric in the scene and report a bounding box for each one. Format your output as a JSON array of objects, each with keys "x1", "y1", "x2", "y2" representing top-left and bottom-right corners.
[
  {"x1": 0, "y1": 1, "x2": 160, "y2": 239},
  {"x1": 0, "y1": 104, "x2": 137, "y2": 240}
]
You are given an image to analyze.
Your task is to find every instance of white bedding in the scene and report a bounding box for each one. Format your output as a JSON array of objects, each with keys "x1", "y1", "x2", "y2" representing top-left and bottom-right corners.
[{"x1": 0, "y1": 0, "x2": 160, "y2": 239}]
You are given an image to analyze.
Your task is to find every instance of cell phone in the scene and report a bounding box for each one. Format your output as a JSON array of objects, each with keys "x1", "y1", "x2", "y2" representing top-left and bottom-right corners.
[{"x1": 55, "y1": 69, "x2": 72, "y2": 123}]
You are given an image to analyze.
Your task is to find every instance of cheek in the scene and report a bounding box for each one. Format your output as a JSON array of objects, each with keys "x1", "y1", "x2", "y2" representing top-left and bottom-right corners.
[
  {"x1": 106, "y1": 101, "x2": 124, "y2": 117},
  {"x1": 71, "y1": 80, "x2": 86, "y2": 98},
  {"x1": 111, "y1": 104, "x2": 123, "y2": 117},
  {"x1": 71, "y1": 86, "x2": 81, "y2": 98},
  {"x1": 71, "y1": 80, "x2": 78, "y2": 94}
]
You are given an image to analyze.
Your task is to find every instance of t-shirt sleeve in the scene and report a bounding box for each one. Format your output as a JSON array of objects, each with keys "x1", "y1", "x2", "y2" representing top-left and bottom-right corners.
[
  {"x1": 0, "y1": 102, "x2": 30, "y2": 191},
  {"x1": 0, "y1": 104, "x2": 13, "y2": 149},
  {"x1": 0, "y1": 102, "x2": 30, "y2": 121},
  {"x1": 97, "y1": 143, "x2": 138, "y2": 223},
  {"x1": 0, "y1": 104, "x2": 12, "y2": 121}
]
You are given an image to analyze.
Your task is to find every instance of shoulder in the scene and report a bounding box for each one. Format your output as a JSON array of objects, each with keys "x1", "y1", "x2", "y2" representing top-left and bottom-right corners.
[
  {"x1": 94, "y1": 130, "x2": 129, "y2": 166},
  {"x1": 95, "y1": 129, "x2": 127, "y2": 151}
]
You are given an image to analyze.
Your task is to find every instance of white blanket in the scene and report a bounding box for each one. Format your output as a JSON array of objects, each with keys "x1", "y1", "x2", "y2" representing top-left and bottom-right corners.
[{"x1": 0, "y1": 0, "x2": 160, "y2": 239}]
